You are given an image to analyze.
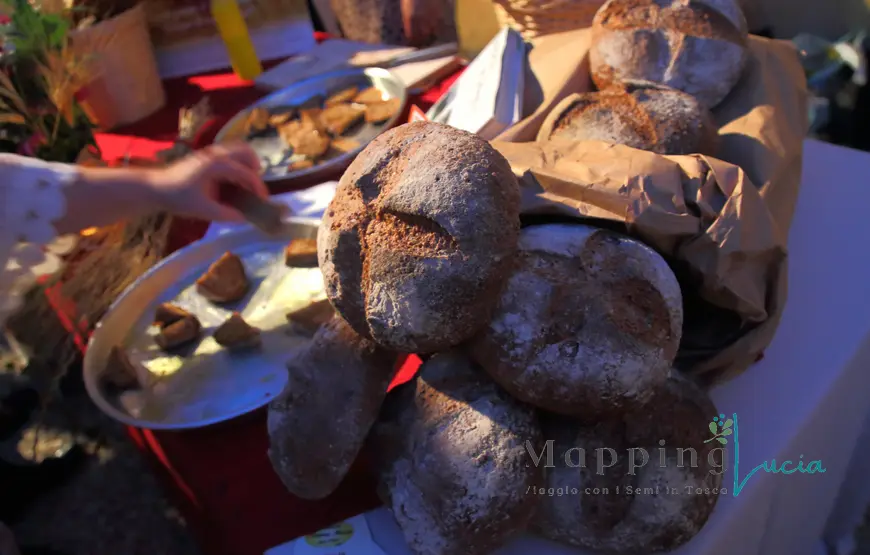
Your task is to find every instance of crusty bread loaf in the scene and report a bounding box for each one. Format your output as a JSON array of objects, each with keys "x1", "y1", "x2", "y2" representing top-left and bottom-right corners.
[
  {"x1": 371, "y1": 351, "x2": 543, "y2": 555},
  {"x1": 532, "y1": 369, "x2": 723, "y2": 553},
  {"x1": 537, "y1": 82, "x2": 718, "y2": 155},
  {"x1": 267, "y1": 316, "x2": 397, "y2": 500},
  {"x1": 318, "y1": 122, "x2": 521, "y2": 353},
  {"x1": 469, "y1": 223, "x2": 682, "y2": 419},
  {"x1": 590, "y1": 0, "x2": 749, "y2": 108}
]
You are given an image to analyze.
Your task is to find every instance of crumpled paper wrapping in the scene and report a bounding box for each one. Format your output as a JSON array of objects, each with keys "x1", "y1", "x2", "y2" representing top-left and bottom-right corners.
[{"x1": 492, "y1": 29, "x2": 808, "y2": 385}]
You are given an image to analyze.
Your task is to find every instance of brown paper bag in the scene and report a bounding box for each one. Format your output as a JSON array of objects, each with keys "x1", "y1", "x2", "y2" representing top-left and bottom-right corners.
[{"x1": 492, "y1": 34, "x2": 808, "y2": 385}]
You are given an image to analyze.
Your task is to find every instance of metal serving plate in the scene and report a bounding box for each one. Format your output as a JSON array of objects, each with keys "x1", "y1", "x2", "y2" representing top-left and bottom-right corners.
[
  {"x1": 83, "y1": 218, "x2": 323, "y2": 430},
  {"x1": 214, "y1": 67, "x2": 407, "y2": 183}
]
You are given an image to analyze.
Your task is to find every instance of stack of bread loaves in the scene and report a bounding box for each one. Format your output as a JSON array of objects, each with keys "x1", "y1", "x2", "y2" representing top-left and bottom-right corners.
[
  {"x1": 267, "y1": 121, "x2": 723, "y2": 555},
  {"x1": 539, "y1": 0, "x2": 750, "y2": 156}
]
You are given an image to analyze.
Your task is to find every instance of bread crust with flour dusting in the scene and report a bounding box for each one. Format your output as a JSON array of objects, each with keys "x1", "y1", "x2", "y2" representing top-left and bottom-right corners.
[
  {"x1": 318, "y1": 121, "x2": 521, "y2": 354},
  {"x1": 538, "y1": 81, "x2": 719, "y2": 155},
  {"x1": 371, "y1": 351, "x2": 543, "y2": 555},
  {"x1": 590, "y1": 0, "x2": 749, "y2": 108},
  {"x1": 469, "y1": 224, "x2": 683, "y2": 419},
  {"x1": 267, "y1": 316, "x2": 397, "y2": 500},
  {"x1": 532, "y1": 370, "x2": 722, "y2": 553}
]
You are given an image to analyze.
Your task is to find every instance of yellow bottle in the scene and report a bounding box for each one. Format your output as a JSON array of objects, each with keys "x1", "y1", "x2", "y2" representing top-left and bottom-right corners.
[
  {"x1": 211, "y1": 0, "x2": 263, "y2": 80},
  {"x1": 455, "y1": 0, "x2": 502, "y2": 60}
]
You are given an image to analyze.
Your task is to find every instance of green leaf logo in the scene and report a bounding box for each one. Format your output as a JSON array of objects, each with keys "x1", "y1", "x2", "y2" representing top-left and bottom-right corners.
[{"x1": 704, "y1": 414, "x2": 730, "y2": 445}]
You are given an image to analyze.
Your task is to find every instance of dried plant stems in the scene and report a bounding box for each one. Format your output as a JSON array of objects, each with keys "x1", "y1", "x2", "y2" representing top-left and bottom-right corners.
[{"x1": 6, "y1": 213, "x2": 174, "y2": 399}]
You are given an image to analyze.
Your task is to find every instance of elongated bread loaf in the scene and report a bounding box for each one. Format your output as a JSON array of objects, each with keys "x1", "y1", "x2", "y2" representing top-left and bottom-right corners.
[{"x1": 267, "y1": 316, "x2": 397, "y2": 499}]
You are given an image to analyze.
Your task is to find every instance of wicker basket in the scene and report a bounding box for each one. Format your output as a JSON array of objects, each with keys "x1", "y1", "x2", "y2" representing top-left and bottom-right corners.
[
  {"x1": 492, "y1": 0, "x2": 606, "y2": 39},
  {"x1": 71, "y1": 4, "x2": 166, "y2": 129}
]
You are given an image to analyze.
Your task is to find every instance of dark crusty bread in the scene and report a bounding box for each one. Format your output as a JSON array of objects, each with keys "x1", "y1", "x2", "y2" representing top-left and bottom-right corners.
[
  {"x1": 590, "y1": 0, "x2": 749, "y2": 108},
  {"x1": 267, "y1": 316, "x2": 397, "y2": 500},
  {"x1": 318, "y1": 121, "x2": 521, "y2": 353},
  {"x1": 537, "y1": 82, "x2": 718, "y2": 155},
  {"x1": 195, "y1": 252, "x2": 249, "y2": 304},
  {"x1": 370, "y1": 351, "x2": 543, "y2": 555},
  {"x1": 532, "y1": 370, "x2": 722, "y2": 553},
  {"x1": 469, "y1": 223, "x2": 682, "y2": 419},
  {"x1": 213, "y1": 312, "x2": 261, "y2": 350}
]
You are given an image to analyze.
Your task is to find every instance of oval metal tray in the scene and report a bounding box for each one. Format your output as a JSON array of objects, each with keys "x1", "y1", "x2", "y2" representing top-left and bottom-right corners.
[
  {"x1": 83, "y1": 218, "x2": 323, "y2": 430},
  {"x1": 214, "y1": 67, "x2": 407, "y2": 184}
]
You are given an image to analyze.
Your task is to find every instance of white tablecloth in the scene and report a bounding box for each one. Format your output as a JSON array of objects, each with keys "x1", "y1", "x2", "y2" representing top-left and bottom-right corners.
[{"x1": 209, "y1": 140, "x2": 870, "y2": 555}]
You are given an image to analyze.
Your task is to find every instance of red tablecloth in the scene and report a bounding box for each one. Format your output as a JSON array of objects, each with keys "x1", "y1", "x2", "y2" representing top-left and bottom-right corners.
[{"x1": 78, "y1": 42, "x2": 462, "y2": 555}]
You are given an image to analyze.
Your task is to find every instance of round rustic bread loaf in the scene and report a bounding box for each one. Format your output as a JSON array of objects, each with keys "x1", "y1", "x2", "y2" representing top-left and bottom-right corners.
[
  {"x1": 267, "y1": 315, "x2": 397, "y2": 500},
  {"x1": 469, "y1": 223, "x2": 683, "y2": 419},
  {"x1": 537, "y1": 82, "x2": 719, "y2": 155},
  {"x1": 589, "y1": 0, "x2": 749, "y2": 108},
  {"x1": 532, "y1": 369, "x2": 723, "y2": 553},
  {"x1": 318, "y1": 121, "x2": 521, "y2": 353},
  {"x1": 370, "y1": 351, "x2": 543, "y2": 555}
]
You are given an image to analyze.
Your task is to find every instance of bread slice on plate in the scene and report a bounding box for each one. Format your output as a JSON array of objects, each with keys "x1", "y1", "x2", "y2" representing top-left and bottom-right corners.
[
  {"x1": 284, "y1": 238, "x2": 318, "y2": 267},
  {"x1": 364, "y1": 98, "x2": 401, "y2": 123},
  {"x1": 103, "y1": 346, "x2": 140, "y2": 389},
  {"x1": 329, "y1": 138, "x2": 360, "y2": 155},
  {"x1": 325, "y1": 87, "x2": 359, "y2": 106},
  {"x1": 319, "y1": 104, "x2": 365, "y2": 135},
  {"x1": 154, "y1": 303, "x2": 193, "y2": 328},
  {"x1": 286, "y1": 298, "x2": 335, "y2": 336},
  {"x1": 279, "y1": 120, "x2": 331, "y2": 158},
  {"x1": 244, "y1": 107, "x2": 270, "y2": 136},
  {"x1": 353, "y1": 87, "x2": 385, "y2": 104},
  {"x1": 155, "y1": 315, "x2": 202, "y2": 350},
  {"x1": 214, "y1": 312, "x2": 261, "y2": 350},
  {"x1": 196, "y1": 252, "x2": 249, "y2": 304}
]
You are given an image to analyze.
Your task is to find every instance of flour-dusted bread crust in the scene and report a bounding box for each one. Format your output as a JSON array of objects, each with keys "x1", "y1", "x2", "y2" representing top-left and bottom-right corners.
[
  {"x1": 537, "y1": 82, "x2": 718, "y2": 155},
  {"x1": 267, "y1": 316, "x2": 397, "y2": 500},
  {"x1": 318, "y1": 122, "x2": 521, "y2": 353},
  {"x1": 469, "y1": 224, "x2": 682, "y2": 419},
  {"x1": 590, "y1": 0, "x2": 749, "y2": 108},
  {"x1": 533, "y1": 370, "x2": 723, "y2": 553},
  {"x1": 371, "y1": 351, "x2": 543, "y2": 555}
]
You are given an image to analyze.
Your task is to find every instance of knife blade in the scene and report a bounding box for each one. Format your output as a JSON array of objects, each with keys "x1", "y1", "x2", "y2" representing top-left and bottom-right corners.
[
  {"x1": 372, "y1": 43, "x2": 459, "y2": 69},
  {"x1": 219, "y1": 182, "x2": 291, "y2": 236}
]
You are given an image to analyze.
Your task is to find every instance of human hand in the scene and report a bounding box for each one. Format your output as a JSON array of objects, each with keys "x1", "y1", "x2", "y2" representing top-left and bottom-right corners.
[{"x1": 148, "y1": 142, "x2": 269, "y2": 222}]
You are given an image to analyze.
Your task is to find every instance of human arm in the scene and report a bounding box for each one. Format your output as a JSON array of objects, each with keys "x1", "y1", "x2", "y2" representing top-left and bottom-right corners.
[
  {"x1": 52, "y1": 143, "x2": 269, "y2": 235},
  {"x1": 0, "y1": 142, "x2": 268, "y2": 328},
  {"x1": 0, "y1": 142, "x2": 267, "y2": 240}
]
